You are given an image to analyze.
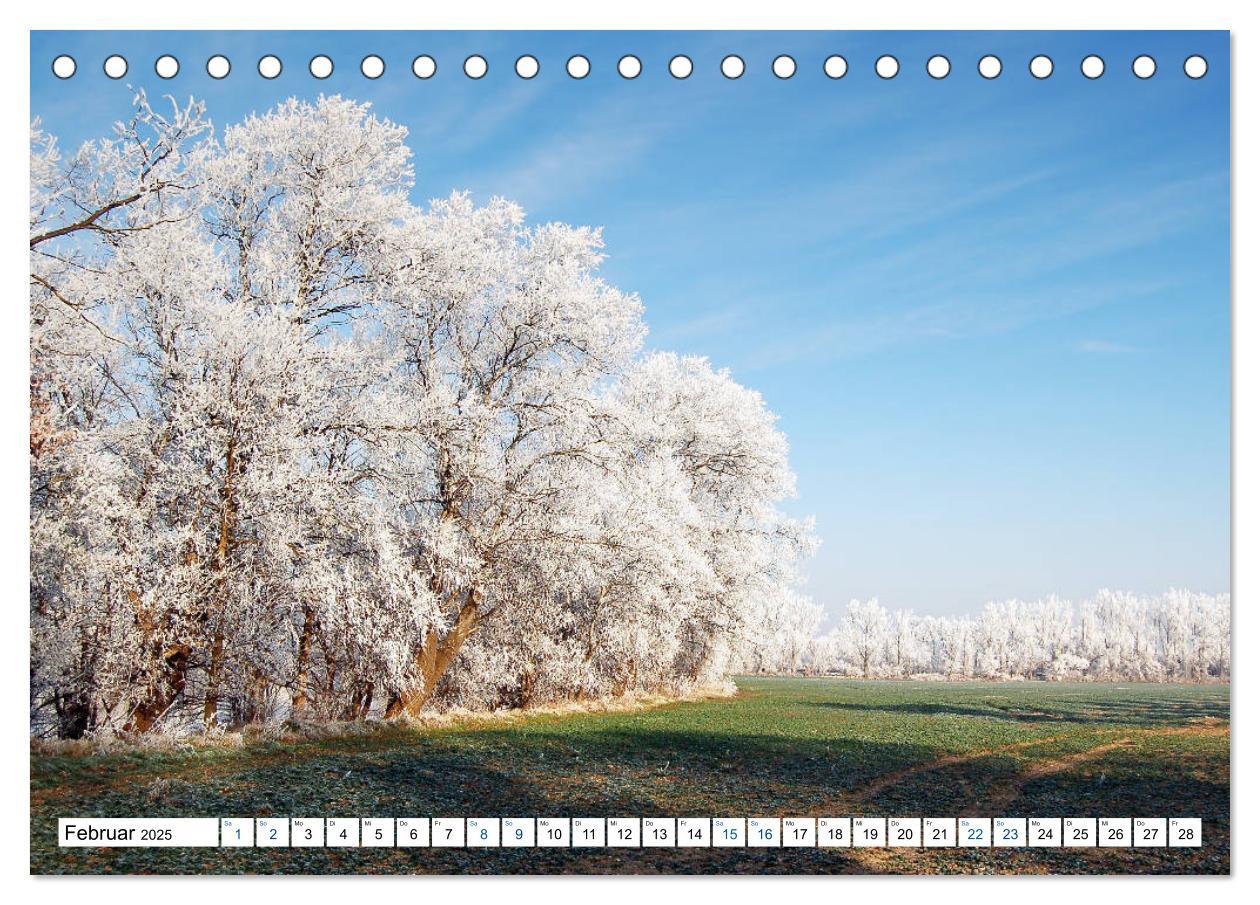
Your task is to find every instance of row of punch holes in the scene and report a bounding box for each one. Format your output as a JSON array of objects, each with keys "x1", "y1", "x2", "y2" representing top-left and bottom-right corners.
[{"x1": 49, "y1": 52, "x2": 1210, "y2": 82}]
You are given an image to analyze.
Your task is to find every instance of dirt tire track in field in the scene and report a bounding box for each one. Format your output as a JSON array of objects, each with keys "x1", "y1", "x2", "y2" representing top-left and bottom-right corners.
[
  {"x1": 813, "y1": 719, "x2": 1228, "y2": 820},
  {"x1": 963, "y1": 738, "x2": 1136, "y2": 814},
  {"x1": 839, "y1": 721, "x2": 1228, "y2": 875},
  {"x1": 827, "y1": 734, "x2": 1067, "y2": 811}
]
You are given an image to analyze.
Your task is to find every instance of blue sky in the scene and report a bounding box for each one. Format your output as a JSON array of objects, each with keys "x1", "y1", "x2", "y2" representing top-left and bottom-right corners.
[{"x1": 31, "y1": 30, "x2": 1230, "y2": 620}]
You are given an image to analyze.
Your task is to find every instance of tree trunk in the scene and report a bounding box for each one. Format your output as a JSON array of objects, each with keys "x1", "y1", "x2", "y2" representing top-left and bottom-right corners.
[
  {"x1": 291, "y1": 605, "x2": 316, "y2": 718},
  {"x1": 125, "y1": 587, "x2": 191, "y2": 733},
  {"x1": 203, "y1": 434, "x2": 238, "y2": 728},
  {"x1": 125, "y1": 642, "x2": 190, "y2": 732},
  {"x1": 384, "y1": 591, "x2": 480, "y2": 718}
]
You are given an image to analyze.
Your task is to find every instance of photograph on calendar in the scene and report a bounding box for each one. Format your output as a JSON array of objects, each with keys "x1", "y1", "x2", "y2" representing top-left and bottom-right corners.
[{"x1": 28, "y1": 29, "x2": 1229, "y2": 875}]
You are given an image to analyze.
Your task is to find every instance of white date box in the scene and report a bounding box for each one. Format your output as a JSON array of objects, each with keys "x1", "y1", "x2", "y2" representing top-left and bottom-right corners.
[
  {"x1": 854, "y1": 817, "x2": 887, "y2": 847},
  {"x1": 994, "y1": 817, "x2": 1026, "y2": 847},
  {"x1": 361, "y1": 817, "x2": 393, "y2": 847},
  {"x1": 923, "y1": 817, "x2": 955, "y2": 848},
  {"x1": 608, "y1": 817, "x2": 640, "y2": 847},
  {"x1": 220, "y1": 818, "x2": 253, "y2": 847},
  {"x1": 1169, "y1": 818, "x2": 1202, "y2": 847},
  {"x1": 678, "y1": 818, "x2": 710, "y2": 847},
  {"x1": 818, "y1": 817, "x2": 852, "y2": 847},
  {"x1": 1028, "y1": 817, "x2": 1061, "y2": 847},
  {"x1": 255, "y1": 818, "x2": 288, "y2": 847},
  {"x1": 467, "y1": 817, "x2": 500, "y2": 847},
  {"x1": 537, "y1": 817, "x2": 571, "y2": 847},
  {"x1": 396, "y1": 818, "x2": 429, "y2": 847},
  {"x1": 431, "y1": 817, "x2": 464, "y2": 847},
  {"x1": 1134, "y1": 818, "x2": 1166, "y2": 847},
  {"x1": 643, "y1": 817, "x2": 675, "y2": 847},
  {"x1": 291, "y1": 818, "x2": 324, "y2": 847},
  {"x1": 888, "y1": 817, "x2": 921, "y2": 847},
  {"x1": 502, "y1": 818, "x2": 535, "y2": 847},
  {"x1": 748, "y1": 817, "x2": 781, "y2": 847},
  {"x1": 1099, "y1": 817, "x2": 1131, "y2": 847},
  {"x1": 571, "y1": 817, "x2": 604, "y2": 847},
  {"x1": 782, "y1": 817, "x2": 816, "y2": 847},
  {"x1": 713, "y1": 818, "x2": 746, "y2": 847},
  {"x1": 1064, "y1": 817, "x2": 1097, "y2": 847},
  {"x1": 326, "y1": 818, "x2": 359, "y2": 847},
  {"x1": 959, "y1": 817, "x2": 991, "y2": 847}
]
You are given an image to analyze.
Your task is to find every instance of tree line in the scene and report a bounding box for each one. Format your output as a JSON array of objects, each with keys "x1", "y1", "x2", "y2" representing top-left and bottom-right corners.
[
  {"x1": 29, "y1": 95, "x2": 814, "y2": 738},
  {"x1": 754, "y1": 590, "x2": 1230, "y2": 682}
]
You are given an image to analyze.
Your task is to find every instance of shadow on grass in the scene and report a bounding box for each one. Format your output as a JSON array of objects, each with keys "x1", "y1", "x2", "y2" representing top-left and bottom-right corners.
[{"x1": 33, "y1": 727, "x2": 942, "y2": 874}]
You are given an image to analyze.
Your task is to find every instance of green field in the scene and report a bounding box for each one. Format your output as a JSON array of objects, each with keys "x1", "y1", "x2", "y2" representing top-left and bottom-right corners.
[{"x1": 30, "y1": 678, "x2": 1229, "y2": 875}]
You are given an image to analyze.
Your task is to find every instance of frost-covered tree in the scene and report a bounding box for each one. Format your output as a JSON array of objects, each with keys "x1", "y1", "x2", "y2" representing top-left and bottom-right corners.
[{"x1": 841, "y1": 598, "x2": 890, "y2": 678}]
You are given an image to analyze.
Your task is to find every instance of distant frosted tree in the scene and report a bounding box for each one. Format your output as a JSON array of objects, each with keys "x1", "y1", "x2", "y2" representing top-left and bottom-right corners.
[{"x1": 842, "y1": 598, "x2": 890, "y2": 678}]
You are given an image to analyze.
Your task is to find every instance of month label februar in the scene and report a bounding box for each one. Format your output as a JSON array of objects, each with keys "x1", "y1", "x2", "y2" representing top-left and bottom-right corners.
[{"x1": 58, "y1": 818, "x2": 219, "y2": 848}]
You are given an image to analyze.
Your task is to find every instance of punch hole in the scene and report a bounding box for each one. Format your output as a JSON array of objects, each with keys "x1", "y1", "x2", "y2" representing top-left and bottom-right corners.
[
  {"x1": 566, "y1": 55, "x2": 591, "y2": 79},
  {"x1": 412, "y1": 55, "x2": 437, "y2": 79},
  {"x1": 1081, "y1": 55, "x2": 1105, "y2": 79},
  {"x1": 875, "y1": 55, "x2": 899, "y2": 79},
  {"x1": 1029, "y1": 55, "x2": 1054, "y2": 79},
  {"x1": 51, "y1": 55, "x2": 76, "y2": 79},
  {"x1": 155, "y1": 55, "x2": 180, "y2": 79},
  {"x1": 617, "y1": 55, "x2": 641, "y2": 79},
  {"x1": 721, "y1": 55, "x2": 745, "y2": 79},
  {"x1": 772, "y1": 55, "x2": 796, "y2": 79},
  {"x1": 103, "y1": 55, "x2": 128, "y2": 79},
  {"x1": 1184, "y1": 55, "x2": 1208, "y2": 79},
  {"x1": 464, "y1": 55, "x2": 488, "y2": 79},
  {"x1": 258, "y1": 55, "x2": 282, "y2": 79},
  {"x1": 516, "y1": 55, "x2": 540, "y2": 79},
  {"x1": 309, "y1": 55, "x2": 333, "y2": 79},
  {"x1": 361, "y1": 55, "x2": 385, "y2": 79},
  {"x1": 978, "y1": 55, "x2": 1002, "y2": 79},
  {"x1": 670, "y1": 55, "x2": 693, "y2": 79},
  {"x1": 823, "y1": 55, "x2": 848, "y2": 79},
  {"x1": 926, "y1": 55, "x2": 951, "y2": 79},
  {"x1": 1132, "y1": 55, "x2": 1156, "y2": 79},
  {"x1": 206, "y1": 55, "x2": 231, "y2": 79}
]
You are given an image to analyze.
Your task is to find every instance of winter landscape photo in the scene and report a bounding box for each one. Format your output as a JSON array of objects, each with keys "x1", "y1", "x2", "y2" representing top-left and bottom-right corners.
[{"x1": 29, "y1": 30, "x2": 1229, "y2": 875}]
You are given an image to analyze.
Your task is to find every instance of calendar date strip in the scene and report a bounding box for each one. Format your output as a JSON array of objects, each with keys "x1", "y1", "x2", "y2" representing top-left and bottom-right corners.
[{"x1": 58, "y1": 816, "x2": 1203, "y2": 849}]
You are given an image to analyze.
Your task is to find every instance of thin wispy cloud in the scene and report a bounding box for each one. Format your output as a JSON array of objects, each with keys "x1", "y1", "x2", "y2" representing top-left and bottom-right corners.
[{"x1": 1075, "y1": 339, "x2": 1140, "y2": 355}]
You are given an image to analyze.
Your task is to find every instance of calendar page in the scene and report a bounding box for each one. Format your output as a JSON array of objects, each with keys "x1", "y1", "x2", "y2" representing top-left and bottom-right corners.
[{"x1": 27, "y1": 22, "x2": 1231, "y2": 879}]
